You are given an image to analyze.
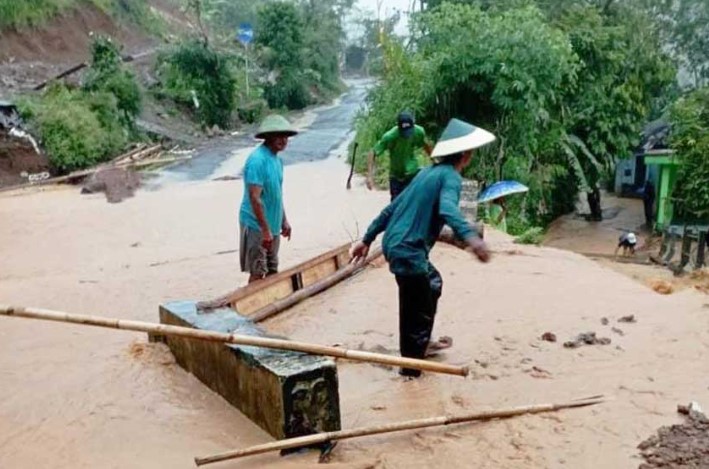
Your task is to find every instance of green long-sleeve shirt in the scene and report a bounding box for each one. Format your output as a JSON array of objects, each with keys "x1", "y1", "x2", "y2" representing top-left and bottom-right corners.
[{"x1": 363, "y1": 163, "x2": 478, "y2": 276}]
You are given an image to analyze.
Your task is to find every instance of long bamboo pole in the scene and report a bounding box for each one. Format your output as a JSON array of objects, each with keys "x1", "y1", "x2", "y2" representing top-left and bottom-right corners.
[
  {"x1": 251, "y1": 247, "x2": 383, "y2": 322},
  {"x1": 194, "y1": 396, "x2": 604, "y2": 466},
  {"x1": 0, "y1": 305, "x2": 467, "y2": 377}
]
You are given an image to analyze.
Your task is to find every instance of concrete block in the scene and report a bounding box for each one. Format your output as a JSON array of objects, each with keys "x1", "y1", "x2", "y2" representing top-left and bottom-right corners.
[{"x1": 151, "y1": 301, "x2": 341, "y2": 439}]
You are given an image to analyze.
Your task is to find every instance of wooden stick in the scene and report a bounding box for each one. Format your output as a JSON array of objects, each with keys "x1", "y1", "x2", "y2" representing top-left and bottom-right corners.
[
  {"x1": 194, "y1": 396, "x2": 605, "y2": 466},
  {"x1": 0, "y1": 305, "x2": 467, "y2": 377},
  {"x1": 251, "y1": 247, "x2": 383, "y2": 322}
]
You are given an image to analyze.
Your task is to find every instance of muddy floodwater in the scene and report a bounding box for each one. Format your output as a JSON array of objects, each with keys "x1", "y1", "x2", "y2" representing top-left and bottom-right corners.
[{"x1": 2, "y1": 85, "x2": 709, "y2": 468}]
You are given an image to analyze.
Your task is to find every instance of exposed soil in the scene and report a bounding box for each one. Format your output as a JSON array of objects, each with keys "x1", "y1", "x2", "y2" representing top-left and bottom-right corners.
[
  {"x1": 0, "y1": 0, "x2": 191, "y2": 97},
  {"x1": 639, "y1": 417, "x2": 709, "y2": 468},
  {"x1": 0, "y1": 130, "x2": 50, "y2": 186}
]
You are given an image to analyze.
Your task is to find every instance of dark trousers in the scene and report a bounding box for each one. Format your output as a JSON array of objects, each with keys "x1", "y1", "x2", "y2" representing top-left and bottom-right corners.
[
  {"x1": 389, "y1": 174, "x2": 417, "y2": 201},
  {"x1": 394, "y1": 264, "x2": 443, "y2": 377}
]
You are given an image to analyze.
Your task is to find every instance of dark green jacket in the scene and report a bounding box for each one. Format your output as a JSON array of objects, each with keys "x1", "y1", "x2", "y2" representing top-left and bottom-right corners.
[{"x1": 363, "y1": 163, "x2": 477, "y2": 276}]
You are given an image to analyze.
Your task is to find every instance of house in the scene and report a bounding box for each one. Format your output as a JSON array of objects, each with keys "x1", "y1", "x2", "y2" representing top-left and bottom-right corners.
[
  {"x1": 614, "y1": 118, "x2": 669, "y2": 198},
  {"x1": 644, "y1": 149, "x2": 679, "y2": 230}
]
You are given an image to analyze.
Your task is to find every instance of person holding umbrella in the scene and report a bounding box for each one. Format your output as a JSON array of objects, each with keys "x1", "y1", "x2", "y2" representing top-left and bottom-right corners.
[
  {"x1": 477, "y1": 181, "x2": 529, "y2": 233},
  {"x1": 350, "y1": 118, "x2": 494, "y2": 378}
]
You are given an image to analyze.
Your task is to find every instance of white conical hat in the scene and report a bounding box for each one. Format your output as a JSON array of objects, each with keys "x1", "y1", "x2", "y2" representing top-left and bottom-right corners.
[{"x1": 431, "y1": 118, "x2": 496, "y2": 159}]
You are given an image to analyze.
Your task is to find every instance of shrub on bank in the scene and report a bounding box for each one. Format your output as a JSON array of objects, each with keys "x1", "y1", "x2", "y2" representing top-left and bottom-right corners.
[
  {"x1": 155, "y1": 40, "x2": 236, "y2": 129},
  {"x1": 18, "y1": 84, "x2": 128, "y2": 173}
]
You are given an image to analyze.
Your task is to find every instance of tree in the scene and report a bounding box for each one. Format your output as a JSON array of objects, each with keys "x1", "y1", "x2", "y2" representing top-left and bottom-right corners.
[
  {"x1": 670, "y1": 87, "x2": 709, "y2": 221},
  {"x1": 256, "y1": 1, "x2": 310, "y2": 109},
  {"x1": 355, "y1": 1, "x2": 676, "y2": 230}
]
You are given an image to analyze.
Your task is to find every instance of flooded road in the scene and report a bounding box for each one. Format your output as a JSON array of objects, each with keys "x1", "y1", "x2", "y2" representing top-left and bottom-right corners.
[{"x1": 152, "y1": 78, "x2": 371, "y2": 186}]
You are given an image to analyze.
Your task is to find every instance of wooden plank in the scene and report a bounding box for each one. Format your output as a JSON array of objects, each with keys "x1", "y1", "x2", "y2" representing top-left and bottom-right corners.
[
  {"x1": 222, "y1": 243, "x2": 351, "y2": 306},
  {"x1": 233, "y1": 278, "x2": 295, "y2": 315},
  {"x1": 302, "y1": 258, "x2": 338, "y2": 287}
]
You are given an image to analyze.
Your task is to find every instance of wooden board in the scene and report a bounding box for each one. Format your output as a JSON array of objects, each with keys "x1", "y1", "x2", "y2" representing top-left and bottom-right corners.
[{"x1": 222, "y1": 243, "x2": 354, "y2": 315}]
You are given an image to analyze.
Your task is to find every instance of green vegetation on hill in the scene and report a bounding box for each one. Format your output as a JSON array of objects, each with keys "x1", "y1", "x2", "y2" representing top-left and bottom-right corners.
[
  {"x1": 18, "y1": 36, "x2": 142, "y2": 173},
  {"x1": 0, "y1": 0, "x2": 163, "y2": 33}
]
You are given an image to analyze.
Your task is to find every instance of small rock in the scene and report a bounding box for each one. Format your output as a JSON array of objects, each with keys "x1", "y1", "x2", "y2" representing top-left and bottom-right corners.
[
  {"x1": 601, "y1": 317, "x2": 609, "y2": 326},
  {"x1": 541, "y1": 332, "x2": 557, "y2": 342},
  {"x1": 618, "y1": 315, "x2": 637, "y2": 323},
  {"x1": 563, "y1": 331, "x2": 611, "y2": 348},
  {"x1": 611, "y1": 327, "x2": 624, "y2": 336},
  {"x1": 370, "y1": 404, "x2": 387, "y2": 411}
]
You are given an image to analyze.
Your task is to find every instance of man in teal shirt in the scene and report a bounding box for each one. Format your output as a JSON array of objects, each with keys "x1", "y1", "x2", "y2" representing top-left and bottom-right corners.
[
  {"x1": 351, "y1": 118, "x2": 495, "y2": 377},
  {"x1": 240, "y1": 115, "x2": 297, "y2": 284},
  {"x1": 367, "y1": 111, "x2": 433, "y2": 200}
]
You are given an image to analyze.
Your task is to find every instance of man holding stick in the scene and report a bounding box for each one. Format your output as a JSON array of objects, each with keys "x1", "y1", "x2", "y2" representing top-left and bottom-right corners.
[{"x1": 351, "y1": 118, "x2": 495, "y2": 377}]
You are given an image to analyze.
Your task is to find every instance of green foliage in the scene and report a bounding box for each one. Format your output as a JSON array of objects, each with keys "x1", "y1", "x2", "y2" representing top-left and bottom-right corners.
[
  {"x1": 254, "y1": 0, "x2": 352, "y2": 109},
  {"x1": 0, "y1": 0, "x2": 164, "y2": 32},
  {"x1": 83, "y1": 35, "x2": 142, "y2": 126},
  {"x1": 0, "y1": 0, "x2": 75, "y2": 28},
  {"x1": 355, "y1": 1, "x2": 676, "y2": 231},
  {"x1": 301, "y1": 0, "x2": 351, "y2": 96},
  {"x1": 201, "y1": 0, "x2": 259, "y2": 36},
  {"x1": 157, "y1": 39, "x2": 236, "y2": 128},
  {"x1": 17, "y1": 84, "x2": 128, "y2": 173},
  {"x1": 514, "y1": 226, "x2": 545, "y2": 245},
  {"x1": 256, "y1": 1, "x2": 310, "y2": 109},
  {"x1": 670, "y1": 87, "x2": 709, "y2": 221}
]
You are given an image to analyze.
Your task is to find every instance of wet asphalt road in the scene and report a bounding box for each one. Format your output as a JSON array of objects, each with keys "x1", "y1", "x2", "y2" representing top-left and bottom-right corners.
[{"x1": 155, "y1": 79, "x2": 371, "y2": 184}]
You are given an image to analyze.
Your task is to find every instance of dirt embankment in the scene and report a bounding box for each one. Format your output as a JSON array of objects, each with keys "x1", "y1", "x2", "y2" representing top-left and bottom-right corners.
[{"x1": 0, "y1": 0, "x2": 190, "y2": 96}]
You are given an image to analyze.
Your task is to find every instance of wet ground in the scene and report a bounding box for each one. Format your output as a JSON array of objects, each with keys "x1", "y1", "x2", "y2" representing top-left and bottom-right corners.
[{"x1": 150, "y1": 79, "x2": 371, "y2": 186}]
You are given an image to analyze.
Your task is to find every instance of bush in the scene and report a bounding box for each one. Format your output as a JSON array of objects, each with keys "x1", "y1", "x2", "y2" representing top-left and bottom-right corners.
[
  {"x1": 18, "y1": 84, "x2": 127, "y2": 173},
  {"x1": 514, "y1": 227, "x2": 545, "y2": 245},
  {"x1": 83, "y1": 35, "x2": 142, "y2": 126},
  {"x1": 670, "y1": 87, "x2": 709, "y2": 222},
  {"x1": 0, "y1": 0, "x2": 75, "y2": 28},
  {"x1": 157, "y1": 40, "x2": 236, "y2": 128},
  {"x1": 237, "y1": 99, "x2": 267, "y2": 124}
]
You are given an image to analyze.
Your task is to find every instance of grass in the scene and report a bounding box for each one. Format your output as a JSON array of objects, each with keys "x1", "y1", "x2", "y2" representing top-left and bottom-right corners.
[
  {"x1": 0, "y1": 0, "x2": 164, "y2": 33},
  {"x1": 0, "y1": 0, "x2": 78, "y2": 28}
]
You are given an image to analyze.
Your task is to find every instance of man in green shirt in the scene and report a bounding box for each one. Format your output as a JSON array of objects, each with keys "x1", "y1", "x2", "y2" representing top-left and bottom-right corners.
[
  {"x1": 367, "y1": 111, "x2": 433, "y2": 201},
  {"x1": 351, "y1": 118, "x2": 495, "y2": 377}
]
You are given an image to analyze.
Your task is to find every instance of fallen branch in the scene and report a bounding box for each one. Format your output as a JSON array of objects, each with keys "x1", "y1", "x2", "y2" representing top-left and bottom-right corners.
[
  {"x1": 194, "y1": 396, "x2": 605, "y2": 466},
  {"x1": 0, "y1": 305, "x2": 468, "y2": 377}
]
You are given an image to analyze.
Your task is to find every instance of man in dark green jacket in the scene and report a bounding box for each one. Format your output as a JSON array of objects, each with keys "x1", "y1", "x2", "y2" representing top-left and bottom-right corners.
[{"x1": 350, "y1": 118, "x2": 495, "y2": 377}]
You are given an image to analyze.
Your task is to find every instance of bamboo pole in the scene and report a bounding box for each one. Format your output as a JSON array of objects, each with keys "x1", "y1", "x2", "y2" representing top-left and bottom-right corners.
[
  {"x1": 251, "y1": 247, "x2": 383, "y2": 322},
  {"x1": 194, "y1": 396, "x2": 604, "y2": 466},
  {"x1": 0, "y1": 305, "x2": 467, "y2": 377}
]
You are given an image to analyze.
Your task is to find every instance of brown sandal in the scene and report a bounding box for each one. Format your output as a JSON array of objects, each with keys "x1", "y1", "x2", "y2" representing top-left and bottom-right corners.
[{"x1": 425, "y1": 336, "x2": 453, "y2": 357}]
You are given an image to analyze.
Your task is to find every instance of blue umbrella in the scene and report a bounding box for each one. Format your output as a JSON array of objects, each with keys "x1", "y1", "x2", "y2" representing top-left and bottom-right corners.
[{"x1": 477, "y1": 180, "x2": 529, "y2": 203}]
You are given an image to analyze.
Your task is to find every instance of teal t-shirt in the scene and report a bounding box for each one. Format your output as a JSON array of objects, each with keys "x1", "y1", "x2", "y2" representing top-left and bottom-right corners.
[
  {"x1": 372, "y1": 125, "x2": 427, "y2": 181},
  {"x1": 239, "y1": 145, "x2": 283, "y2": 236}
]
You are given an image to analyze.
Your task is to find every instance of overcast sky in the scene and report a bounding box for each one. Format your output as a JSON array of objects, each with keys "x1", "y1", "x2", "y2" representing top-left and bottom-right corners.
[{"x1": 350, "y1": 0, "x2": 418, "y2": 36}]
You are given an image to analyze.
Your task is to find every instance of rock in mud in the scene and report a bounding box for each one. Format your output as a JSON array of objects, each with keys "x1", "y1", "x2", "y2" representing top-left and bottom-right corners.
[
  {"x1": 541, "y1": 332, "x2": 557, "y2": 342},
  {"x1": 619, "y1": 314, "x2": 637, "y2": 323},
  {"x1": 563, "y1": 332, "x2": 611, "y2": 348},
  {"x1": 81, "y1": 167, "x2": 140, "y2": 203}
]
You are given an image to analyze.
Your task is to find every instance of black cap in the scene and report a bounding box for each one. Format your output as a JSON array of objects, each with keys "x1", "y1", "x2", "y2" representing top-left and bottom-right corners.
[{"x1": 397, "y1": 111, "x2": 415, "y2": 138}]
